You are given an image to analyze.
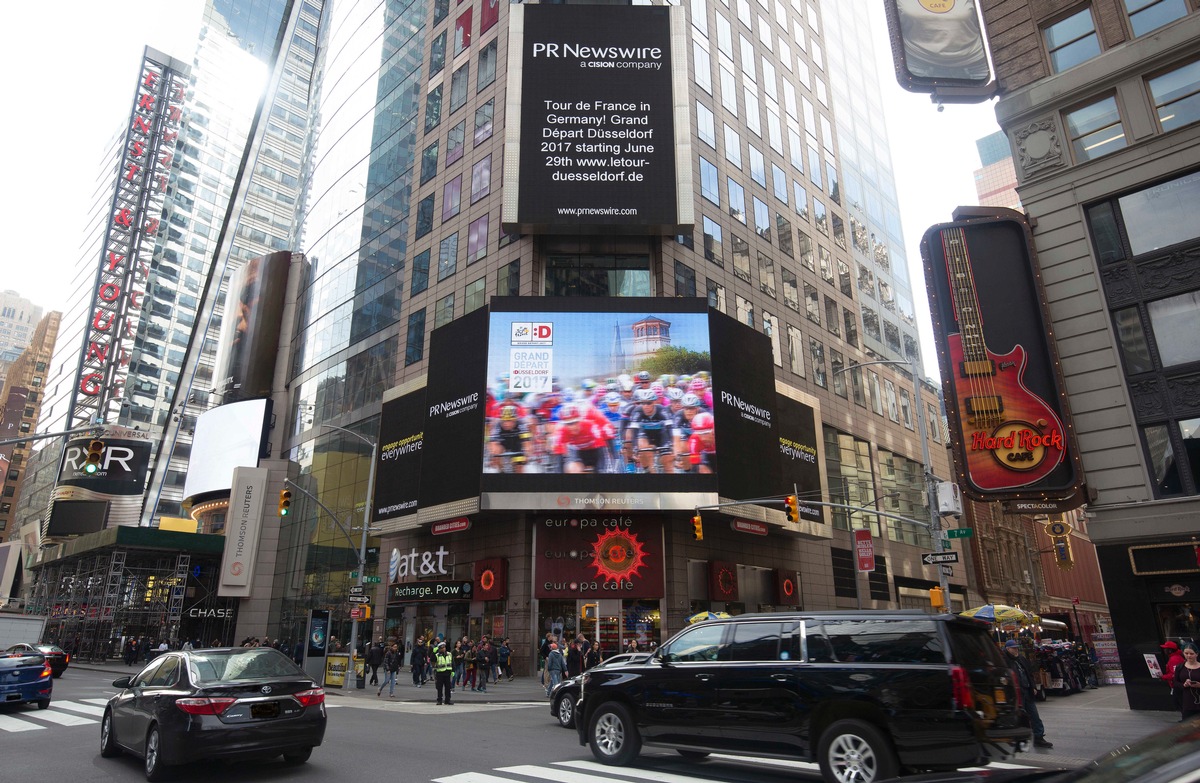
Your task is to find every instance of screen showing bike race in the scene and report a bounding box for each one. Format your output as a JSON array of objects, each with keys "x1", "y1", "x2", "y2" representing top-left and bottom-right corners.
[{"x1": 483, "y1": 306, "x2": 715, "y2": 479}]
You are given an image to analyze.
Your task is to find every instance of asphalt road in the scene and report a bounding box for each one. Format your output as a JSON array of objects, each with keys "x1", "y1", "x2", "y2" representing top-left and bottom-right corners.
[{"x1": 0, "y1": 668, "x2": 1177, "y2": 783}]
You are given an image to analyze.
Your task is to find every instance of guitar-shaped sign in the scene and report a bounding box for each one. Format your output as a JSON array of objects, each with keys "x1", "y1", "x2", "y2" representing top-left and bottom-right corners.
[{"x1": 940, "y1": 226, "x2": 1066, "y2": 491}]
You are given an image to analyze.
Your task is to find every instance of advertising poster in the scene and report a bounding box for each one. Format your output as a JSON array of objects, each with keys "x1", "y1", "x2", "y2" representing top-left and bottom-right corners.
[
  {"x1": 505, "y1": 4, "x2": 690, "y2": 233},
  {"x1": 52, "y1": 425, "x2": 154, "y2": 529},
  {"x1": 775, "y1": 393, "x2": 823, "y2": 523},
  {"x1": 212, "y1": 250, "x2": 292, "y2": 402},
  {"x1": 884, "y1": 0, "x2": 992, "y2": 92},
  {"x1": 419, "y1": 308, "x2": 489, "y2": 508},
  {"x1": 374, "y1": 388, "x2": 427, "y2": 521},
  {"x1": 479, "y1": 298, "x2": 722, "y2": 509},
  {"x1": 307, "y1": 609, "x2": 329, "y2": 658},
  {"x1": 534, "y1": 515, "x2": 664, "y2": 599},
  {"x1": 708, "y1": 310, "x2": 781, "y2": 501},
  {"x1": 923, "y1": 214, "x2": 1082, "y2": 502}
]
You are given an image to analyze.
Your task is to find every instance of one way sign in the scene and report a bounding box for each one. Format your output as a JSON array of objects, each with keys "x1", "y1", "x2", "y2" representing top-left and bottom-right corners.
[{"x1": 922, "y1": 551, "x2": 960, "y2": 565}]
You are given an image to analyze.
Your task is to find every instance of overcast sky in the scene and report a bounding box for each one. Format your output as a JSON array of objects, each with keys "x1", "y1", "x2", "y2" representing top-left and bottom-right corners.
[{"x1": 0, "y1": 2, "x2": 999, "y2": 377}]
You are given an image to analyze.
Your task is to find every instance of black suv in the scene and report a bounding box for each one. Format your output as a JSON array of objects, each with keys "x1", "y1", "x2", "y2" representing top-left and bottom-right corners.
[{"x1": 574, "y1": 611, "x2": 1030, "y2": 783}]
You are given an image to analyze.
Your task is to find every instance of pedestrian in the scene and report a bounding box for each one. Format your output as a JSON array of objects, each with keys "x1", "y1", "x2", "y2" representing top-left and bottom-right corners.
[
  {"x1": 585, "y1": 641, "x2": 602, "y2": 670},
  {"x1": 475, "y1": 640, "x2": 492, "y2": 692},
  {"x1": 452, "y1": 640, "x2": 466, "y2": 686},
  {"x1": 1171, "y1": 643, "x2": 1200, "y2": 722},
  {"x1": 1005, "y1": 639, "x2": 1052, "y2": 748},
  {"x1": 566, "y1": 639, "x2": 583, "y2": 678},
  {"x1": 539, "y1": 633, "x2": 554, "y2": 685},
  {"x1": 498, "y1": 638, "x2": 513, "y2": 681},
  {"x1": 378, "y1": 643, "x2": 401, "y2": 697},
  {"x1": 545, "y1": 642, "x2": 566, "y2": 697},
  {"x1": 464, "y1": 639, "x2": 478, "y2": 691},
  {"x1": 434, "y1": 641, "x2": 454, "y2": 705},
  {"x1": 1162, "y1": 640, "x2": 1186, "y2": 713},
  {"x1": 411, "y1": 636, "x2": 428, "y2": 687},
  {"x1": 367, "y1": 639, "x2": 385, "y2": 686}
]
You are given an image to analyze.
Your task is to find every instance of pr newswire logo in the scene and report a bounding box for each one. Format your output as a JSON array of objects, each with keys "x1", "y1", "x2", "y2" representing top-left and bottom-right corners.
[
  {"x1": 720, "y1": 391, "x2": 772, "y2": 428},
  {"x1": 429, "y1": 393, "x2": 480, "y2": 419},
  {"x1": 531, "y1": 42, "x2": 664, "y2": 70}
]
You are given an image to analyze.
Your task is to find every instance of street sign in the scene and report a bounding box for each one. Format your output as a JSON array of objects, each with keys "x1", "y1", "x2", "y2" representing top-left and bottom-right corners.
[
  {"x1": 350, "y1": 571, "x2": 358, "y2": 578},
  {"x1": 941, "y1": 565, "x2": 954, "y2": 577},
  {"x1": 854, "y1": 529, "x2": 875, "y2": 572},
  {"x1": 348, "y1": 594, "x2": 371, "y2": 604},
  {"x1": 349, "y1": 586, "x2": 365, "y2": 595},
  {"x1": 363, "y1": 576, "x2": 382, "y2": 584},
  {"x1": 945, "y1": 528, "x2": 974, "y2": 539},
  {"x1": 922, "y1": 551, "x2": 960, "y2": 565}
]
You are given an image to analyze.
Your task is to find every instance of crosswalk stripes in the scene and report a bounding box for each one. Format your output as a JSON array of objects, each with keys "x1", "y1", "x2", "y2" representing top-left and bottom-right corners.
[
  {"x1": 0, "y1": 697, "x2": 109, "y2": 732},
  {"x1": 433, "y1": 756, "x2": 1042, "y2": 783}
]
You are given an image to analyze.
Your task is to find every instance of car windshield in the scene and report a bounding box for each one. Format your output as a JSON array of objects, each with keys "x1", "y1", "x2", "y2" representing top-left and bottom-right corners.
[
  {"x1": 189, "y1": 649, "x2": 304, "y2": 684},
  {"x1": 1058, "y1": 721, "x2": 1200, "y2": 783}
]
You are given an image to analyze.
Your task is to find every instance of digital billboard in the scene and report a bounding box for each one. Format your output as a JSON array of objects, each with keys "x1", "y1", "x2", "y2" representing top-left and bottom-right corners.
[
  {"x1": 52, "y1": 424, "x2": 154, "y2": 528},
  {"x1": 502, "y1": 3, "x2": 692, "y2": 234},
  {"x1": 182, "y1": 398, "x2": 269, "y2": 501},
  {"x1": 776, "y1": 392, "x2": 823, "y2": 523},
  {"x1": 922, "y1": 211, "x2": 1082, "y2": 503},
  {"x1": 374, "y1": 387, "x2": 426, "y2": 522},
  {"x1": 482, "y1": 298, "x2": 718, "y2": 510},
  {"x1": 212, "y1": 251, "x2": 291, "y2": 402}
]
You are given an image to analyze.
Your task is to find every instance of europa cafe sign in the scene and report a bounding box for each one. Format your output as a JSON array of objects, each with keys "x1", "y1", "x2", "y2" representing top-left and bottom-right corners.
[{"x1": 71, "y1": 54, "x2": 187, "y2": 428}]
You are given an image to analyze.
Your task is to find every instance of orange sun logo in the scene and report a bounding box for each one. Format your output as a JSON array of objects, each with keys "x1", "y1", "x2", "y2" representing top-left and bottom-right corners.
[{"x1": 589, "y1": 528, "x2": 648, "y2": 584}]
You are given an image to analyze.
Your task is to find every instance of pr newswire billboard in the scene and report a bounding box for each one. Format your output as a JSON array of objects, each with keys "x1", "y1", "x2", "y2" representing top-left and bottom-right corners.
[{"x1": 502, "y1": 3, "x2": 693, "y2": 234}]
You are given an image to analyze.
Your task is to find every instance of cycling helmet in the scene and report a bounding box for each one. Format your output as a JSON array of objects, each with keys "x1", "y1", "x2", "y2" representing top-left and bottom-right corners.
[
  {"x1": 636, "y1": 370, "x2": 652, "y2": 383},
  {"x1": 692, "y1": 412, "x2": 715, "y2": 431},
  {"x1": 666, "y1": 387, "x2": 684, "y2": 401},
  {"x1": 635, "y1": 388, "x2": 657, "y2": 403},
  {"x1": 500, "y1": 404, "x2": 518, "y2": 421},
  {"x1": 681, "y1": 393, "x2": 701, "y2": 408},
  {"x1": 581, "y1": 379, "x2": 597, "y2": 391},
  {"x1": 604, "y1": 392, "x2": 622, "y2": 405},
  {"x1": 662, "y1": 374, "x2": 676, "y2": 388},
  {"x1": 690, "y1": 378, "x2": 707, "y2": 392},
  {"x1": 559, "y1": 404, "x2": 580, "y2": 422},
  {"x1": 621, "y1": 379, "x2": 635, "y2": 392},
  {"x1": 606, "y1": 381, "x2": 620, "y2": 393}
]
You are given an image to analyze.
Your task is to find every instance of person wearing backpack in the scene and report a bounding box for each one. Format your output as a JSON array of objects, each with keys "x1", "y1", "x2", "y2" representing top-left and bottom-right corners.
[
  {"x1": 498, "y1": 638, "x2": 513, "y2": 681},
  {"x1": 378, "y1": 643, "x2": 401, "y2": 697},
  {"x1": 545, "y1": 642, "x2": 566, "y2": 697},
  {"x1": 474, "y1": 640, "x2": 493, "y2": 692}
]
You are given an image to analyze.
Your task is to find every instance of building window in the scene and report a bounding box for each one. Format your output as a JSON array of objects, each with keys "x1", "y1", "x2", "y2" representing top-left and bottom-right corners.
[
  {"x1": 799, "y1": 230, "x2": 814, "y2": 271},
  {"x1": 851, "y1": 365, "x2": 865, "y2": 407},
  {"x1": 732, "y1": 234, "x2": 751, "y2": 281},
  {"x1": 450, "y1": 64, "x2": 469, "y2": 113},
  {"x1": 411, "y1": 250, "x2": 430, "y2": 296},
  {"x1": 447, "y1": 120, "x2": 466, "y2": 164},
  {"x1": 707, "y1": 279, "x2": 726, "y2": 313},
  {"x1": 813, "y1": 197, "x2": 828, "y2": 236},
  {"x1": 454, "y1": 8, "x2": 472, "y2": 56},
  {"x1": 777, "y1": 214, "x2": 794, "y2": 257},
  {"x1": 477, "y1": 39, "x2": 498, "y2": 91},
  {"x1": 468, "y1": 214, "x2": 489, "y2": 264},
  {"x1": 758, "y1": 251, "x2": 776, "y2": 297},
  {"x1": 475, "y1": 100, "x2": 494, "y2": 145},
  {"x1": 465, "y1": 276, "x2": 486, "y2": 313},
  {"x1": 736, "y1": 294, "x2": 755, "y2": 328},
  {"x1": 773, "y1": 164, "x2": 789, "y2": 203},
  {"x1": 442, "y1": 176, "x2": 462, "y2": 220},
  {"x1": 723, "y1": 124, "x2": 742, "y2": 167},
  {"x1": 1044, "y1": 8, "x2": 1100, "y2": 73},
  {"x1": 435, "y1": 293, "x2": 455, "y2": 329},
  {"x1": 471, "y1": 155, "x2": 491, "y2": 202},
  {"x1": 884, "y1": 379, "x2": 899, "y2": 422},
  {"x1": 1066, "y1": 96, "x2": 1127, "y2": 162},
  {"x1": 899, "y1": 388, "x2": 913, "y2": 429},
  {"x1": 497, "y1": 259, "x2": 519, "y2": 296},
  {"x1": 438, "y1": 233, "x2": 458, "y2": 281},
  {"x1": 430, "y1": 31, "x2": 447, "y2": 75},
  {"x1": 782, "y1": 267, "x2": 799, "y2": 311},
  {"x1": 405, "y1": 309, "x2": 426, "y2": 366},
  {"x1": 727, "y1": 178, "x2": 746, "y2": 224},
  {"x1": 700, "y1": 157, "x2": 720, "y2": 205},
  {"x1": 831, "y1": 349, "x2": 846, "y2": 398},
  {"x1": 830, "y1": 549, "x2": 857, "y2": 597},
  {"x1": 753, "y1": 197, "x2": 771, "y2": 241},
  {"x1": 927, "y1": 403, "x2": 942, "y2": 442},
  {"x1": 1125, "y1": 0, "x2": 1188, "y2": 37},
  {"x1": 697, "y1": 101, "x2": 716, "y2": 147},
  {"x1": 675, "y1": 261, "x2": 698, "y2": 297},
  {"x1": 434, "y1": 0, "x2": 449, "y2": 24},
  {"x1": 425, "y1": 85, "x2": 443, "y2": 133},
  {"x1": 787, "y1": 324, "x2": 805, "y2": 376},
  {"x1": 1148, "y1": 59, "x2": 1200, "y2": 133},
  {"x1": 810, "y1": 337, "x2": 827, "y2": 387},
  {"x1": 749, "y1": 145, "x2": 766, "y2": 186},
  {"x1": 694, "y1": 40, "x2": 713, "y2": 94},
  {"x1": 544, "y1": 254, "x2": 651, "y2": 297},
  {"x1": 702, "y1": 216, "x2": 724, "y2": 265},
  {"x1": 1148, "y1": 291, "x2": 1200, "y2": 367},
  {"x1": 824, "y1": 296, "x2": 839, "y2": 335},
  {"x1": 844, "y1": 308, "x2": 859, "y2": 348},
  {"x1": 421, "y1": 141, "x2": 439, "y2": 184},
  {"x1": 763, "y1": 310, "x2": 782, "y2": 366},
  {"x1": 415, "y1": 195, "x2": 435, "y2": 239},
  {"x1": 804, "y1": 283, "x2": 820, "y2": 325}
]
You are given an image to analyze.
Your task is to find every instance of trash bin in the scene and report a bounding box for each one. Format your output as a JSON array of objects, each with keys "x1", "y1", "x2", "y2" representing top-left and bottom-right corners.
[{"x1": 355, "y1": 657, "x2": 366, "y2": 689}]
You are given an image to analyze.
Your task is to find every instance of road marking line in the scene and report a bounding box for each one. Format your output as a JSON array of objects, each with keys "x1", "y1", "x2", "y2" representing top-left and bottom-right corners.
[
  {"x1": 25, "y1": 709, "x2": 95, "y2": 726},
  {"x1": 556, "y1": 759, "x2": 739, "y2": 782},
  {"x1": 0, "y1": 714, "x2": 45, "y2": 732},
  {"x1": 81, "y1": 698, "x2": 112, "y2": 706},
  {"x1": 49, "y1": 700, "x2": 106, "y2": 716},
  {"x1": 433, "y1": 774, "x2": 523, "y2": 783}
]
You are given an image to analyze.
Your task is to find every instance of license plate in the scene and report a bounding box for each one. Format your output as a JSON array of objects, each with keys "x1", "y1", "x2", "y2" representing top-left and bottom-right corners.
[
  {"x1": 994, "y1": 688, "x2": 1007, "y2": 704},
  {"x1": 251, "y1": 701, "x2": 280, "y2": 719}
]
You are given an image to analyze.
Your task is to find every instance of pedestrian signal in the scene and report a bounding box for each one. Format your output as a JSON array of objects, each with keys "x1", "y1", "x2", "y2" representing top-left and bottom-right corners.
[
  {"x1": 84, "y1": 440, "x2": 105, "y2": 475},
  {"x1": 691, "y1": 514, "x2": 704, "y2": 541},
  {"x1": 581, "y1": 603, "x2": 597, "y2": 621},
  {"x1": 929, "y1": 586, "x2": 946, "y2": 611},
  {"x1": 784, "y1": 495, "x2": 799, "y2": 522},
  {"x1": 279, "y1": 489, "x2": 292, "y2": 516}
]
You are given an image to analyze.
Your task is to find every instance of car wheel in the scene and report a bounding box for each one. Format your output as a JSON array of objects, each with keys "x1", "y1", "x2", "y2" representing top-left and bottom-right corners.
[
  {"x1": 37, "y1": 698, "x2": 50, "y2": 710},
  {"x1": 677, "y1": 750, "x2": 711, "y2": 760},
  {"x1": 555, "y1": 693, "x2": 575, "y2": 728},
  {"x1": 282, "y1": 747, "x2": 313, "y2": 765},
  {"x1": 144, "y1": 725, "x2": 171, "y2": 782},
  {"x1": 100, "y1": 710, "x2": 121, "y2": 758},
  {"x1": 588, "y1": 702, "x2": 641, "y2": 766},
  {"x1": 817, "y1": 719, "x2": 898, "y2": 783}
]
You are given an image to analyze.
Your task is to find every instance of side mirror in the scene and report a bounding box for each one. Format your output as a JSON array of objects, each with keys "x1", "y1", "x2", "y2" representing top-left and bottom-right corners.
[{"x1": 112, "y1": 676, "x2": 132, "y2": 689}]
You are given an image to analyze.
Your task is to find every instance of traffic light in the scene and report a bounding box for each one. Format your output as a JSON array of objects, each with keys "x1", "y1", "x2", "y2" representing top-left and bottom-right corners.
[
  {"x1": 784, "y1": 495, "x2": 799, "y2": 522},
  {"x1": 929, "y1": 586, "x2": 946, "y2": 611},
  {"x1": 278, "y1": 489, "x2": 292, "y2": 516},
  {"x1": 581, "y1": 603, "x2": 597, "y2": 622},
  {"x1": 83, "y1": 440, "x2": 105, "y2": 475},
  {"x1": 1052, "y1": 535, "x2": 1074, "y2": 570},
  {"x1": 691, "y1": 514, "x2": 704, "y2": 541}
]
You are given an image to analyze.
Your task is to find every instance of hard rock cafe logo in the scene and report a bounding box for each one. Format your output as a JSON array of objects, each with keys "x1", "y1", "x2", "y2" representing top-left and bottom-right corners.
[
  {"x1": 1166, "y1": 584, "x2": 1191, "y2": 598},
  {"x1": 589, "y1": 528, "x2": 649, "y2": 585},
  {"x1": 970, "y1": 421, "x2": 1064, "y2": 471},
  {"x1": 780, "y1": 576, "x2": 795, "y2": 598}
]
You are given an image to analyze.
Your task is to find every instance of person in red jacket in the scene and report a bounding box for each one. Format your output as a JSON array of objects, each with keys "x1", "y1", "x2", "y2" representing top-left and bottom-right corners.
[
  {"x1": 552, "y1": 404, "x2": 612, "y2": 473},
  {"x1": 1163, "y1": 640, "x2": 1186, "y2": 712}
]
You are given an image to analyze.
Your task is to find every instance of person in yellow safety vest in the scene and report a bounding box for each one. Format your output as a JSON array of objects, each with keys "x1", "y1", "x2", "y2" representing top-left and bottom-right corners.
[{"x1": 434, "y1": 642, "x2": 455, "y2": 706}]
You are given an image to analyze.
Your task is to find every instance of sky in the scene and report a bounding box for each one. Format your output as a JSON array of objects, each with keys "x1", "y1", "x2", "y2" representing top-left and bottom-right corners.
[{"x1": 0, "y1": 2, "x2": 1000, "y2": 378}]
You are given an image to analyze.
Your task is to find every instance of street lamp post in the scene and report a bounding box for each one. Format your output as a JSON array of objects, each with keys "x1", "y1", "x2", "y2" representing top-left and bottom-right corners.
[
  {"x1": 834, "y1": 357, "x2": 951, "y2": 609},
  {"x1": 321, "y1": 424, "x2": 377, "y2": 688}
]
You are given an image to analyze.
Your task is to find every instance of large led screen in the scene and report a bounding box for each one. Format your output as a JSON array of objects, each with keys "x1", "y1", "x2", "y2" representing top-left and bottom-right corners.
[
  {"x1": 182, "y1": 399, "x2": 270, "y2": 501},
  {"x1": 503, "y1": 3, "x2": 692, "y2": 234}
]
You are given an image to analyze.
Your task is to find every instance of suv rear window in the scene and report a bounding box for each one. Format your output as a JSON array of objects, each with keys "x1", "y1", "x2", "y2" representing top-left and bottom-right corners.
[
  {"x1": 948, "y1": 623, "x2": 1008, "y2": 669},
  {"x1": 808, "y1": 619, "x2": 946, "y2": 664}
]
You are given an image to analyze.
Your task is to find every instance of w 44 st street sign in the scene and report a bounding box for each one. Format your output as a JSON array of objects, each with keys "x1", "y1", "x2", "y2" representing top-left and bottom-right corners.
[{"x1": 922, "y1": 551, "x2": 960, "y2": 565}]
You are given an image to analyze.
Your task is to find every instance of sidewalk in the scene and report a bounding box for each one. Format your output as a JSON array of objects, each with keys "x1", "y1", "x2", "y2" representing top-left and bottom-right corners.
[
  {"x1": 1024, "y1": 685, "x2": 1178, "y2": 767},
  {"x1": 73, "y1": 658, "x2": 552, "y2": 704}
]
